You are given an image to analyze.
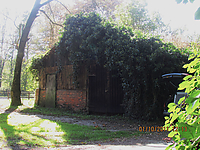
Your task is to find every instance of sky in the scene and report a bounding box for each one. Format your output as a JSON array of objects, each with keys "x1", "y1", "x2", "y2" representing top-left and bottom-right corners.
[
  {"x1": 146, "y1": 0, "x2": 200, "y2": 35},
  {"x1": 0, "y1": 0, "x2": 200, "y2": 35}
]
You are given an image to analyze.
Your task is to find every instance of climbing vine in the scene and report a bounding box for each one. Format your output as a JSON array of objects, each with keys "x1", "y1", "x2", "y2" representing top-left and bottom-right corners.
[
  {"x1": 29, "y1": 54, "x2": 44, "y2": 81},
  {"x1": 31, "y1": 12, "x2": 189, "y2": 120}
]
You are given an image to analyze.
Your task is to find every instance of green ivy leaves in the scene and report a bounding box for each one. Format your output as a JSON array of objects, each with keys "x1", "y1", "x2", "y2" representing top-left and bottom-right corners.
[{"x1": 50, "y1": 12, "x2": 187, "y2": 121}]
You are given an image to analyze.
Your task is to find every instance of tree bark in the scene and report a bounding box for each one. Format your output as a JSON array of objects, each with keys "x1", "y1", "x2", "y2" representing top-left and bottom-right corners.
[
  {"x1": 11, "y1": 0, "x2": 53, "y2": 106},
  {"x1": 0, "y1": 60, "x2": 5, "y2": 87}
]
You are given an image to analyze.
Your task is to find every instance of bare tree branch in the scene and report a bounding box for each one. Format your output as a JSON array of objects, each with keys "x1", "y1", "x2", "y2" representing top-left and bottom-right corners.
[
  {"x1": 48, "y1": 3, "x2": 55, "y2": 22},
  {"x1": 40, "y1": 0, "x2": 54, "y2": 7},
  {"x1": 39, "y1": 10, "x2": 63, "y2": 27},
  {"x1": 54, "y1": 0, "x2": 71, "y2": 14},
  {"x1": 0, "y1": 13, "x2": 19, "y2": 29}
]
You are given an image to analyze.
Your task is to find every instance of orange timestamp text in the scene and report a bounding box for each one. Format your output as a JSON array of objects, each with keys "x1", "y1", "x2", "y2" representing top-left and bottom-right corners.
[{"x1": 138, "y1": 126, "x2": 187, "y2": 132}]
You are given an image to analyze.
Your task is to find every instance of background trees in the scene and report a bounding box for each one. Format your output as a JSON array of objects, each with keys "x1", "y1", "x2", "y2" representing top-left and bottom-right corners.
[
  {"x1": 0, "y1": 0, "x2": 71, "y2": 94},
  {"x1": 35, "y1": 1, "x2": 69, "y2": 50},
  {"x1": 114, "y1": 0, "x2": 166, "y2": 34},
  {"x1": 0, "y1": 0, "x2": 71, "y2": 106},
  {"x1": 0, "y1": 16, "x2": 8, "y2": 88},
  {"x1": 71, "y1": 0, "x2": 121, "y2": 18}
]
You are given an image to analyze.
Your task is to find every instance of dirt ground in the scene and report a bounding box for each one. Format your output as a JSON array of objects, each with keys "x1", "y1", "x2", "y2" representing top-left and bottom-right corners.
[
  {"x1": 31, "y1": 113, "x2": 171, "y2": 145},
  {"x1": 0, "y1": 98, "x2": 172, "y2": 149},
  {"x1": 22, "y1": 113, "x2": 171, "y2": 144},
  {"x1": 2, "y1": 110, "x2": 172, "y2": 149}
]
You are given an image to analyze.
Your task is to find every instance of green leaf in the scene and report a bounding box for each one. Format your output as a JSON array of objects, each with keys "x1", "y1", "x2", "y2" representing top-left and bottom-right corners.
[
  {"x1": 195, "y1": 7, "x2": 200, "y2": 20},
  {"x1": 170, "y1": 112, "x2": 179, "y2": 123},
  {"x1": 183, "y1": 75, "x2": 192, "y2": 81},
  {"x1": 183, "y1": 64, "x2": 189, "y2": 68},
  {"x1": 168, "y1": 103, "x2": 176, "y2": 112},
  {"x1": 165, "y1": 119, "x2": 170, "y2": 125},
  {"x1": 189, "y1": 58, "x2": 200, "y2": 67},
  {"x1": 174, "y1": 134, "x2": 181, "y2": 141},
  {"x1": 178, "y1": 123, "x2": 196, "y2": 139},
  {"x1": 164, "y1": 116, "x2": 169, "y2": 120},
  {"x1": 178, "y1": 81, "x2": 189, "y2": 90},
  {"x1": 188, "y1": 54, "x2": 195, "y2": 60},
  {"x1": 187, "y1": 100, "x2": 199, "y2": 114},
  {"x1": 188, "y1": 68, "x2": 196, "y2": 73},
  {"x1": 168, "y1": 106, "x2": 176, "y2": 112},
  {"x1": 178, "y1": 97, "x2": 186, "y2": 105},
  {"x1": 168, "y1": 130, "x2": 178, "y2": 137},
  {"x1": 176, "y1": 0, "x2": 183, "y2": 3},
  {"x1": 185, "y1": 86, "x2": 195, "y2": 94},
  {"x1": 185, "y1": 90, "x2": 200, "y2": 103},
  {"x1": 183, "y1": 0, "x2": 189, "y2": 3},
  {"x1": 168, "y1": 102, "x2": 176, "y2": 108},
  {"x1": 190, "y1": 0, "x2": 195, "y2": 2}
]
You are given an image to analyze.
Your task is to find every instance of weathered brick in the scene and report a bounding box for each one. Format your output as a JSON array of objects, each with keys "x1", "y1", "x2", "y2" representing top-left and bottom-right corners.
[{"x1": 56, "y1": 89, "x2": 86, "y2": 111}]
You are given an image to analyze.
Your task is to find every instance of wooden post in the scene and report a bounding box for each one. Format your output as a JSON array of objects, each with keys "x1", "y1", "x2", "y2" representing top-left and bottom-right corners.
[
  {"x1": 7, "y1": 91, "x2": 9, "y2": 99},
  {"x1": 28, "y1": 92, "x2": 30, "y2": 99}
]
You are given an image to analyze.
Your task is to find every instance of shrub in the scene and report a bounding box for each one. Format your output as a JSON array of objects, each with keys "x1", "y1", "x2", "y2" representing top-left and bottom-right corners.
[{"x1": 164, "y1": 45, "x2": 200, "y2": 150}]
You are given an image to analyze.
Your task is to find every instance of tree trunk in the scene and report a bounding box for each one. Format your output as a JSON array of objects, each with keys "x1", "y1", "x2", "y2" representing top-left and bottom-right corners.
[
  {"x1": 9, "y1": 48, "x2": 14, "y2": 87},
  {"x1": 11, "y1": 0, "x2": 52, "y2": 106},
  {"x1": 0, "y1": 59, "x2": 5, "y2": 87}
]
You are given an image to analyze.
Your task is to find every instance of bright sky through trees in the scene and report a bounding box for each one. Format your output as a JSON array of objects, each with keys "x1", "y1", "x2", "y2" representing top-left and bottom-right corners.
[
  {"x1": 0, "y1": 0, "x2": 200, "y2": 35},
  {"x1": 146, "y1": 0, "x2": 200, "y2": 35}
]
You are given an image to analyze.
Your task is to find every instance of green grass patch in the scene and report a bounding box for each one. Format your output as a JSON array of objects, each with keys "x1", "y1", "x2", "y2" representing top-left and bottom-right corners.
[
  {"x1": 0, "y1": 113, "x2": 140, "y2": 148},
  {"x1": 20, "y1": 105, "x2": 131, "y2": 122},
  {"x1": 0, "y1": 99, "x2": 146, "y2": 148}
]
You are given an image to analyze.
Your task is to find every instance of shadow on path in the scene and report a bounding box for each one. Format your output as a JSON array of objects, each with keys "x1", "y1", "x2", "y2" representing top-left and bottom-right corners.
[
  {"x1": 0, "y1": 97, "x2": 170, "y2": 149},
  {"x1": 0, "y1": 107, "x2": 24, "y2": 150},
  {"x1": 20, "y1": 107, "x2": 170, "y2": 147}
]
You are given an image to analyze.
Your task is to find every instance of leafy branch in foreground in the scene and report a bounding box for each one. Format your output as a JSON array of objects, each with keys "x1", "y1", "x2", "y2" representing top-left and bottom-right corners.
[{"x1": 164, "y1": 45, "x2": 200, "y2": 150}]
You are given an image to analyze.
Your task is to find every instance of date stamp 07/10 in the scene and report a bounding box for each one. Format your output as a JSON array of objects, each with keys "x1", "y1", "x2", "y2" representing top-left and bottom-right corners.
[{"x1": 138, "y1": 126, "x2": 187, "y2": 132}]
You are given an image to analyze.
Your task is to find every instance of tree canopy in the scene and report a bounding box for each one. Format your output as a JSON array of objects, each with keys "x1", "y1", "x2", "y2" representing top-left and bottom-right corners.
[{"x1": 114, "y1": 0, "x2": 166, "y2": 35}]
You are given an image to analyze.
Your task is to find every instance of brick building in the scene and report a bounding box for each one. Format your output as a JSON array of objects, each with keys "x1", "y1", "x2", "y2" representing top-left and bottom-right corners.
[{"x1": 35, "y1": 47, "x2": 124, "y2": 114}]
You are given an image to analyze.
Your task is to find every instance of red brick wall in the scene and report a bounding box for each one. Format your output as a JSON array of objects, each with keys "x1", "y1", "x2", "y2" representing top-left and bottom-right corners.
[
  {"x1": 35, "y1": 89, "x2": 87, "y2": 111},
  {"x1": 57, "y1": 90, "x2": 87, "y2": 111}
]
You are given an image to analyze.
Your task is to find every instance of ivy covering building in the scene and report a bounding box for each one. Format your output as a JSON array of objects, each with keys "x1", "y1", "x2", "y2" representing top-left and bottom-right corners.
[{"x1": 31, "y1": 13, "x2": 188, "y2": 120}]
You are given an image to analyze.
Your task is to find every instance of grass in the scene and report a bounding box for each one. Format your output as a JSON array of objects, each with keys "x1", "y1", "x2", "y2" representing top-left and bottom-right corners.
[
  {"x1": 20, "y1": 102, "x2": 131, "y2": 122},
  {"x1": 0, "y1": 98, "x2": 147, "y2": 148}
]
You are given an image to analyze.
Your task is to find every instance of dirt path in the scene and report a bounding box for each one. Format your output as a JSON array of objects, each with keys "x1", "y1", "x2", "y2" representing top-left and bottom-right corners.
[
  {"x1": 3, "y1": 109, "x2": 172, "y2": 145},
  {"x1": 0, "y1": 99, "x2": 172, "y2": 150},
  {"x1": 7, "y1": 112, "x2": 171, "y2": 150}
]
